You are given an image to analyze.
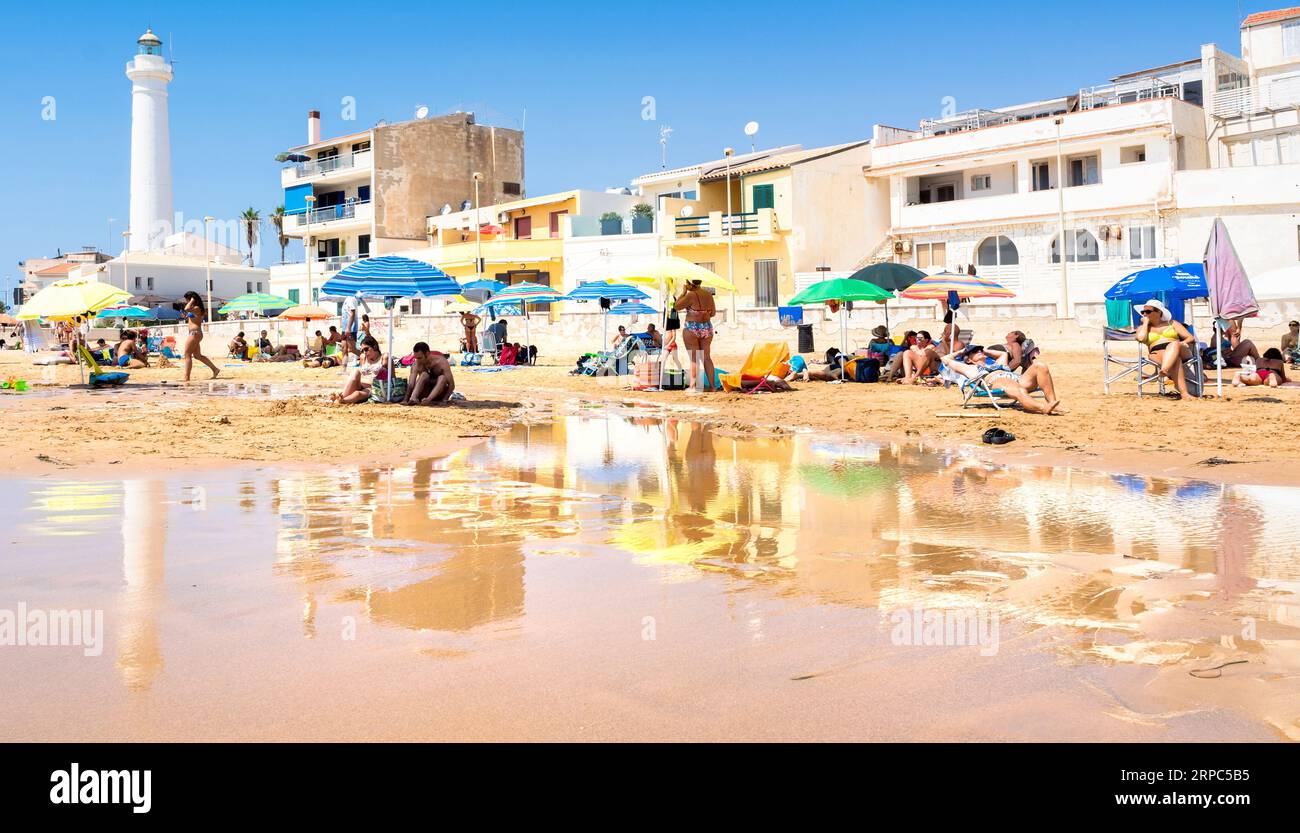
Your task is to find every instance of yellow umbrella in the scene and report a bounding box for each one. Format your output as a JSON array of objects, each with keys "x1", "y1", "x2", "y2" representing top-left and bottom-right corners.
[
  {"x1": 611, "y1": 256, "x2": 736, "y2": 293},
  {"x1": 17, "y1": 277, "x2": 132, "y2": 321},
  {"x1": 275, "y1": 304, "x2": 335, "y2": 321},
  {"x1": 443, "y1": 294, "x2": 477, "y2": 313}
]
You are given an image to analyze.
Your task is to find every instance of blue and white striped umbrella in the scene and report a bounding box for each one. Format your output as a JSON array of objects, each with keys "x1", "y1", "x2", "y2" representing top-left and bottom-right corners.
[
  {"x1": 563, "y1": 281, "x2": 649, "y2": 302},
  {"x1": 462, "y1": 279, "x2": 508, "y2": 292},
  {"x1": 607, "y1": 302, "x2": 658, "y2": 315},
  {"x1": 490, "y1": 281, "x2": 564, "y2": 304},
  {"x1": 320, "y1": 255, "x2": 461, "y2": 299}
]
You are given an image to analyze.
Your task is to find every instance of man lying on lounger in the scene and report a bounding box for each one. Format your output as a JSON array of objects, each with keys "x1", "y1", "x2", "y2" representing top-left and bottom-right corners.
[
  {"x1": 402, "y1": 341, "x2": 457, "y2": 406},
  {"x1": 941, "y1": 344, "x2": 1064, "y2": 414}
]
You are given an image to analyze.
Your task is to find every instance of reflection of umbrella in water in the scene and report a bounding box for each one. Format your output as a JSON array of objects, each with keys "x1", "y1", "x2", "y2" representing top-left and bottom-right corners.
[
  {"x1": 612, "y1": 518, "x2": 743, "y2": 567},
  {"x1": 798, "y1": 462, "x2": 896, "y2": 498}
]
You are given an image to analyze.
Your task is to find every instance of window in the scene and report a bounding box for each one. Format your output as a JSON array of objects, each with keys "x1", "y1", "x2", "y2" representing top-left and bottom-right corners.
[
  {"x1": 358, "y1": 235, "x2": 371, "y2": 257},
  {"x1": 357, "y1": 185, "x2": 371, "y2": 203},
  {"x1": 351, "y1": 140, "x2": 370, "y2": 153},
  {"x1": 502, "y1": 182, "x2": 522, "y2": 196},
  {"x1": 1285, "y1": 20, "x2": 1300, "y2": 59},
  {"x1": 1031, "y1": 161, "x2": 1052, "y2": 191},
  {"x1": 976, "y1": 236, "x2": 1019, "y2": 267},
  {"x1": 754, "y1": 259, "x2": 779, "y2": 307},
  {"x1": 914, "y1": 242, "x2": 946, "y2": 270},
  {"x1": 1068, "y1": 154, "x2": 1099, "y2": 186},
  {"x1": 935, "y1": 184, "x2": 955, "y2": 202},
  {"x1": 147, "y1": 277, "x2": 154, "y2": 290},
  {"x1": 752, "y1": 184, "x2": 775, "y2": 210},
  {"x1": 134, "y1": 276, "x2": 142, "y2": 289},
  {"x1": 256, "y1": 282, "x2": 263, "y2": 292},
  {"x1": 970, "y1": 174, "x2": 991, "y2": 191},
  {"x1": 410, "y1": 299, "x2": 421, "y2": 315},
  {"x1": 208, "y1": 280, "x2": 214, "y2": 290},
  {"x1": 247, "y1": 282, "x2": 254, "y2": 293},
  {"x1": 1128, "y1": 225, "x2": 1158, "y2": 260},
  {"x1": 288, "y1": 289, "x2": 300, "y2": 304},
  {"x1": 1051, "y1": 229, "x2": 1101, "y2": 263},
  {"x1": 1120, "y1": 145, "x2": 1147, "y2": 164}
]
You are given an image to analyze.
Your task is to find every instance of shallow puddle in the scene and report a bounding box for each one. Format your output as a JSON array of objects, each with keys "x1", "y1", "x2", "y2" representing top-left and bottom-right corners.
[{"x1": 2, "y1": 402, "x2": 1297, "y2": 741}]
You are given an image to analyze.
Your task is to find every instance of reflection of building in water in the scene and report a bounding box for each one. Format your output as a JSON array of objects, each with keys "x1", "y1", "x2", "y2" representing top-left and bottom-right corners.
[{"x1": 117, "y1": 479, "x2": 166, "y2": 692}]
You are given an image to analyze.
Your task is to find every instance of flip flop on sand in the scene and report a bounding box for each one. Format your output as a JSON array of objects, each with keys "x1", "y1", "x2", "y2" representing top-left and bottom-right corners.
[{"x1": 982, "y1": 428, "x2": 1016, "y2": 445}]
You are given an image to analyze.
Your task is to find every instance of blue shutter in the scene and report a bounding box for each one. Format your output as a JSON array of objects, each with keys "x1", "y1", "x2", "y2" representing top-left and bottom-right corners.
[{"x1": 285, "y1": 183, "x2": 313, "y2": 214}]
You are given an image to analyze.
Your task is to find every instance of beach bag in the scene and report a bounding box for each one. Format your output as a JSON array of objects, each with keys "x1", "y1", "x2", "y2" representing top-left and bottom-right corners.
[
  {"x1": 854, "y1": 357, "x2": 880, "y2": 383},
  {"x1": 370, "y1": 377, "x2": 407, "y2": 404}
]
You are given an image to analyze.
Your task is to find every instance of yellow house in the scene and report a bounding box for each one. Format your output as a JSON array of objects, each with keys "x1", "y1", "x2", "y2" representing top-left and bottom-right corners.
[{"x1": 636, "y1": 142, "x2": 876, "y2": 308}]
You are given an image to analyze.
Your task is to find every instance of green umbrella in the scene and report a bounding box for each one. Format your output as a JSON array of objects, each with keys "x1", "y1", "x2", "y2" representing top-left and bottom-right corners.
[
  {"x1": 218, "y1": 292, "x2": 295, "y2": 315},
  {"x1": 846, "y1": 263, "x2": 927, "y2": 330},
  {"x1": 787, "y1": 278, "x2": 894, "y2": 362}
]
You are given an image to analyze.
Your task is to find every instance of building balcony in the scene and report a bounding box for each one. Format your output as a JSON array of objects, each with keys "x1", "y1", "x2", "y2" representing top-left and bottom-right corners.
[
  {"x1": 667, "y1": 208, "x2": 780, "y2": 245},
  {"x1": 1210, "y1": 78, "x2": 1300, "y2": 119},
  {"x1": 894, "y1": 163, "x2": 1169, "y2": 231},
  {"x1": 420, "y1": 238, "x2": 564, "y2": 276},
  {"x1": 287, "y1": 200, "x2": 373, "y2": 232},
  {"x1": 279, "y1": 149, "x2": 373, "y2": 186}
]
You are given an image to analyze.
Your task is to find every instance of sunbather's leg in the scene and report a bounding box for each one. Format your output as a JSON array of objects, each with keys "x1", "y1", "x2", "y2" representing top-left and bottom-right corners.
[
  {"x1": 1020, "y1": 362, "x2": 1057, "y2": 401},
  {"x1": 1005, "y1": 384, "x2": 1058, "y2": 414},
  {"x1": 1226, "y1": 339, "x2": 1260, "y2": 367},
  {"x1": 1158, "y1": 345, "x2": 1190, "y2": 397}
]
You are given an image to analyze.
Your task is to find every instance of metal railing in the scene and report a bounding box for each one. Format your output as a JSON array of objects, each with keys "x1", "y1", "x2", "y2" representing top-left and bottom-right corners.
[
  {"x1": 290, "y1": 200, "x2": 370, "y2": 226},
  {"x1": 286, "y1": 149, "x2": 372, "y2": 179},
  {"x1": 673, "y1": 212, "x2": 759, "y2": 238},
  {"x1": 1079, "y1": 77, "x2": 1182, "y2": 110},
  {"x1": 1210, "y1": 78, "x2": 1300, "y2": 119},
  {"x1": 919, "y1": 109, "x2": 1014, "y2": 137}
]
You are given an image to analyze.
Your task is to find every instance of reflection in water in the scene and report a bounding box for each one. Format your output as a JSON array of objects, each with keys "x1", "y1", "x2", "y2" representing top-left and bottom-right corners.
[{"x1": 7, "y1": 401, "x2": 1300, "y2": 739}]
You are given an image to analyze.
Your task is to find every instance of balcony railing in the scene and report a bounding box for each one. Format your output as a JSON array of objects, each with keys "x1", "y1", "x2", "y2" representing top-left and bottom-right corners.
[
  {"x1": 919, "y1": 109, "x2": 1014, "y2": 137},
  {"x1": 321, "y1": 253, "x2": 361, "y2": 272},
  {"x1": 674, "y1": 211, "x2": 759, "y2": 238},
  {"x1": 286, "y1": 149, "x2": 372, "y2": 180},
  {"x1": 1079, "y1": 77, "x2": 1183, "y2": 110},
  {"x1": 1210, "y1": 78, "x2": 1300, "y2": 119},
  {"x1": 290, "y1": 200, "x2": 371, "y2": 227}
]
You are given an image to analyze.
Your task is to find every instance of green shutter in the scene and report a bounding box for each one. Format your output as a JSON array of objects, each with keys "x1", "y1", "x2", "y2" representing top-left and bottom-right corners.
[
  {"x1": 752, "y1": 184, "x2": 774, "y2": 211},
  {"x1": 288, "y1": 289, "x2": 300, "y2": 304}
]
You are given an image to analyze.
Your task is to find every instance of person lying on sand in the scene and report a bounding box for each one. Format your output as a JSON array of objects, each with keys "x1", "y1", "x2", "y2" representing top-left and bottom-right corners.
[
  {"x1": 1233, "y1": 348, "x2": 1288, "y2": 388},
  {"x1": 787, "y1": 348, "x2": 844, "y2": 382},
  {"x1": 402, "y1": 341, "x2": 456, "y2": 406},
  {"x1": 941, "y1": 344, "x2": 1064, "y2": 414},
  {"x1": 331, "y1": 337, "x2": 387, "y2": 404}
]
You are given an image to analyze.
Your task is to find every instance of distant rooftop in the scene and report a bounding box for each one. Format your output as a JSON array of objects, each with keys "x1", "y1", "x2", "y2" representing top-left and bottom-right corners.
[{"x1": 1242, "y1": 6, "x2": 1300, "y2": 27}]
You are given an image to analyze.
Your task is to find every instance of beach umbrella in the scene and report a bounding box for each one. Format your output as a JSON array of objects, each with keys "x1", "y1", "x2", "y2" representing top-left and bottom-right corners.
[
  {"x1": 848, "y1": 262, "x2": 926, "y2": 329},
  {"x1": 0, "y1": 313, "x2": 18, "y2": 326},
  {"x1": 612, "y1": 256, "x2": 736, "y2": 294},
  {"x1": 486, "y1": 281, "x2": 564, "y2": 352},
  {"x1": 144, "y1": 305, "x2": 182, "y2": 322},
  {"x1": 1204, "y1": 218, "x2": 1258, "y2": 398},
  {"x1": 903, "y1": 272, "x2": 1015, "y2": 353},
  {"x1": 565, "y1": 281, "x2": 650, "y2": 348},
  {"x1": 787, "y1": 278, "x2": 894, "y2": 366},
  {"x1": 321, "y1": 255, "x2": 462, "y2": 400},
  {"x1": 1104, "y1": 263, "x2": 1208, "y2": 365},
  {"x1": 276, "y1": 304, "x2": 336, "y2": 355},
  {"x1": 95, "y1": 305, "x2": 151, "y2": 321},
  {"x1": 219, "y1": 292, "x2": 295, "y2": 316},
  {"x1": 607, "y1": 301, "x2": 658, "y2": 315},
  {"x1": 17, "y1": 277, "x2": 132, "y2": 321}
]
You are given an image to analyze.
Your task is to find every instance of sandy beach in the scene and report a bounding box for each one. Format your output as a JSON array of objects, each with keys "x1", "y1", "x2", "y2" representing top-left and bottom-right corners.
[{"x1": 3, "y1": 345, "x2": 1298, "y2": 485}]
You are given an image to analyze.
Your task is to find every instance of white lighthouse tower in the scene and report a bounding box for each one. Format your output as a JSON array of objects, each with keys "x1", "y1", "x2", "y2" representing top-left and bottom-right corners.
[{"x1": 125, "y1": 28, "x2": 173, "y2": 252}]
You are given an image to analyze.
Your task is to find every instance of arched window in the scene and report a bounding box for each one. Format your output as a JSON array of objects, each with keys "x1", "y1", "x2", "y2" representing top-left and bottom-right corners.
[
  {"x1": 1051, "y1": 229, "x2": 1101, "y2": 263},
  {"x1": 976, "y1": 235, "x2": 1019, "y2": 267}
]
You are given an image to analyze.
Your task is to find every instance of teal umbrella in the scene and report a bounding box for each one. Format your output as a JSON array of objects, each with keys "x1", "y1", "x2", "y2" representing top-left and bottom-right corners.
[{"x1": 95, "y1": 306, "x2": 151, "y2": 321}]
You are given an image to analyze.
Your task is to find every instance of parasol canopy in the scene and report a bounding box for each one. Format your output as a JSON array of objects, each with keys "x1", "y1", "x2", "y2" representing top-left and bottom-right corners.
[
  {"x1": 17, "y1": 278, "x2": 132, "y2": 321},
  {"x1": 901, "y1": 272, "x2": 1015, "y2": 300}
]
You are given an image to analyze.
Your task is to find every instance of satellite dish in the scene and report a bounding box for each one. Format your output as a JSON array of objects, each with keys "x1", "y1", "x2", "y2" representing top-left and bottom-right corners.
[
  {"x1": 375, "y1": 119, "x2": 388, "y2": 127},
  {"x1": 439, "y1": 204, "x2": 452, "y2": 215},
  {"x1": 679, "y1": 205, "x2": 694, "y2": 217},
  {"x1": 744, "y1": 121, "x2": 759, "y2": 136},
  {"x1": 415, "y1": 104, "x2": 430, "y2": 120}
]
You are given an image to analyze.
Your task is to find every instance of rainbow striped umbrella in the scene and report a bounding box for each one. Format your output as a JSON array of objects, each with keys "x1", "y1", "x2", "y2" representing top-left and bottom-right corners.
[{"x1": 899, "y1": 272, "x2": 1015, "y2": 300}]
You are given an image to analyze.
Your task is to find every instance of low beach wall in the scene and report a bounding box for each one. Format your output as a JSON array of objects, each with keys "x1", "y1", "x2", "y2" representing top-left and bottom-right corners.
[{"x1": 127, "y1": 299, "x2": 1300, "y2": 359}]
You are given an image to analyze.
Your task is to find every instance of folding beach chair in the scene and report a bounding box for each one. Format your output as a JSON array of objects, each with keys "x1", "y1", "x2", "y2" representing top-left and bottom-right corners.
[
  {"x1": 1103, "y1": 326, "x2": 1204, "y2": 398},
  {"x1": 720, "y1": 342, "x2": 791, "y2": 393},
  {"x1": 75, "y1": 343, "x2": 129, "y2": 388},
  {"x1": 589, "y1": 335, "x2": 645, "y2": 377}
]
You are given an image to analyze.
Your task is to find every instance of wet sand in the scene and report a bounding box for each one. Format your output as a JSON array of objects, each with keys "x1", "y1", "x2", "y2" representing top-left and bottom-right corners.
[
  {"x1": 1, "y1": 404, "x2": 1297, "y2": 742},
  {"x1": 2, "y1": 346, "x2": 1297, "y2": 484}
]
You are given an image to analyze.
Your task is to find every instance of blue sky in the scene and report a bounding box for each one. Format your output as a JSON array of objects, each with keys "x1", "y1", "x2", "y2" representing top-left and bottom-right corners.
[{"x1": 0, "y1": 0, "x2": 1258, "y2": 303}]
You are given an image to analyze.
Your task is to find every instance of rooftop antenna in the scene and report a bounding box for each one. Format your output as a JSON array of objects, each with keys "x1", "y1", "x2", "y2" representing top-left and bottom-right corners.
[
  {"x1": 659, "y1": 125, "x2": 673, "y2": 168},
  {"x1": 744, "y1": 121, "x2": 759, "y2": 154}
]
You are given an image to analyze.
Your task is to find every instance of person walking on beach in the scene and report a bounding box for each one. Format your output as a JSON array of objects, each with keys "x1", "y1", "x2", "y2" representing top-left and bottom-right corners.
[
  {"x1": 181, "y1": 291, "x2": 220, "y2": 381},
  {"x1": 674, "y1": 279, "x2": 716, "y2": 392}
]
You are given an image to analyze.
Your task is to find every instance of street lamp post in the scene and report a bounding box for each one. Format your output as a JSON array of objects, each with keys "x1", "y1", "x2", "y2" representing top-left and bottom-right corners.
[
  {"x1": 1055, "y1": 118, "x2": 1069, "y2": 319},
  {"x1": 304, "y1": 195, "x2": 317, "y2": 305},
  {"x1": 203, "y1": 216, "x2": 215, "y2": 330},
  {"x1": 472, "y1": 172, "x2": 484, "y2": 284},
  {"x1": 724, "y1": 147, "x2": 735, "y2": 320},
  {"x1": 120, "y1": 231, "x2": 131, "y2": 292}
]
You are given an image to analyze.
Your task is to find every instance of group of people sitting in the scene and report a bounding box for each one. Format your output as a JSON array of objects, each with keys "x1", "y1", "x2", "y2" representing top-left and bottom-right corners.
[
  {"x1": 90, "y1": 330, "x2": 151, "y2": 369},
  {"x1": 228, "y1": 330, "x2": 299, "y2": 363},
  {"x1": 1133, "y1": 299, "x2": 1289, "y2": 397},
  {"x1": 331, "y1": 339, "x2": 459, "y2": 406},
  {"x1": 787, "y1": 324, "x2": 1063, "y2": 414}
]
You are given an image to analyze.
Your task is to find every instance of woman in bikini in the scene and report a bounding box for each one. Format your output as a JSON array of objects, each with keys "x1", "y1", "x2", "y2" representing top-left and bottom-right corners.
[
  {"x1": 1134, "y1": 299, "x2": 1194, "y2": 399},
  {"x1": 673, "y1": 279, "x2": 716, "y2": 392},
  {"x1": 181, "y1": 291, "x2": 220, "y2": 382}
]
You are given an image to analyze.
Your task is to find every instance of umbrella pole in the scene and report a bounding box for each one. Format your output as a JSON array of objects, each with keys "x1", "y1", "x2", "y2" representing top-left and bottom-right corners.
[{"x1": 387, "y1": 306, "x2": 395, "y2": 402}]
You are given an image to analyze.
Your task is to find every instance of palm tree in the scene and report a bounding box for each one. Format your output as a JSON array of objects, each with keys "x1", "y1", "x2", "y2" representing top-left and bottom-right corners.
[
  {"x1": 240, "y1": 207, "x2": 261, "y2": 267},
  {"x1": 269, "y1": 205, "x2": 288, "y2": 264}
]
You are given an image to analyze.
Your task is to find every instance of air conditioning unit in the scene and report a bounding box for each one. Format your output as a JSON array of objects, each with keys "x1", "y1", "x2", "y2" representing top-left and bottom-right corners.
[
  {"x1": 893, "y1": 240, "x2": 912, "y2": 255},
  {"x1": 1099, "y1": 226, "x2": 1110, "y2": 241},
  {"x1": 1110, "y1": 225, "x2": 1123, "y2": 240},
  {"x1": 498, "y1": 212, "x2": 510, "y2": 224},
  {"x1": 893, "y1": 241, "x2": 905, "y2": 255}
]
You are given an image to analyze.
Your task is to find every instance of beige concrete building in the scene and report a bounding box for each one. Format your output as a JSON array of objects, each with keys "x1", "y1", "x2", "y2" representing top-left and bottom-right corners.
[{"x1": 271, "y1": 109, "x2": 524, "y2": 303}]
